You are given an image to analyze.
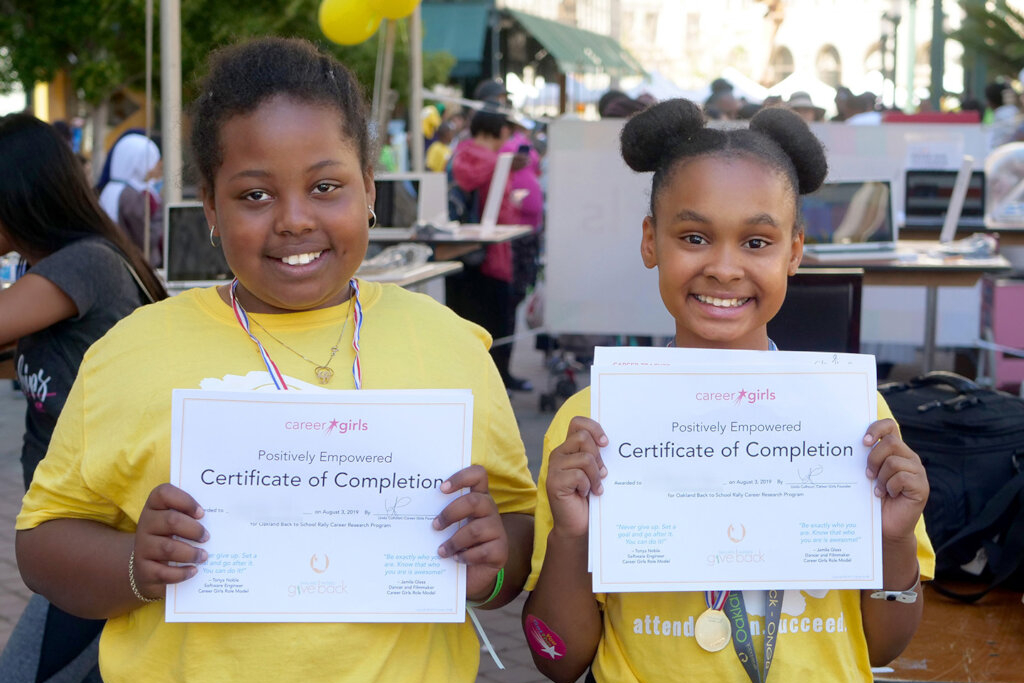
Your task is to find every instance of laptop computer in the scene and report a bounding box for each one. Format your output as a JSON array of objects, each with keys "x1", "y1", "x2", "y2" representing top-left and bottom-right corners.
[
  {"x1": 162, "y1": 201, "x2": 233, "y2": 290},
  {"x1": 801, "y1": 180, "x2": 902, "y2": 260},
  {"x1": 904, "y1": 169, "x2": 986, "y2": 230}
]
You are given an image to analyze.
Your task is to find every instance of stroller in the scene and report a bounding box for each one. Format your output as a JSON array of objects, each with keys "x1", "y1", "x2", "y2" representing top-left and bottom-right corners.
[{"x1": 538, "y1": 334, "x2": 618, "y2": 412}]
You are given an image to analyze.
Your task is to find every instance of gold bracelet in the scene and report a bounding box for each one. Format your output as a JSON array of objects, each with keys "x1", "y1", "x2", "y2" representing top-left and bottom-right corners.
[{"x1": 129, "y1": 550, "x2": 161, "y2": 603}]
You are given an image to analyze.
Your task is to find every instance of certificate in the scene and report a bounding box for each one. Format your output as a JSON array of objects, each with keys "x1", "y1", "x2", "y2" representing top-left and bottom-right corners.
[
  {"x1": 167, "y1": 389, "x2": 472, "y2": 622},
  {"x1": 588, "y1": 348, "x2": 881, "y2": 592}
]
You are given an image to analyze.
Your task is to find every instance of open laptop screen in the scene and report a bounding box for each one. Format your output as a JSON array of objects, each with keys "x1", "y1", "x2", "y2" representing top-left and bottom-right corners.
[
  {"x1": 905, "y1": 170, "x2": 985, "y2": 226},
  {"x1": 373, "y1": 178, "x2": 420, "y2": 228},
  {"x1": 164, "y1": 202, "x2": 233, "y2": 283},
  {"x1": 800, "y1": 181, "x2": 896, "y2": 248}
]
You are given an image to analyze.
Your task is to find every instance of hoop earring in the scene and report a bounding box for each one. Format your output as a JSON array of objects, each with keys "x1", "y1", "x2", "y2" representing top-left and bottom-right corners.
[
  {"x1": 209, "y1": 225, "x2": 220, "y2": 248},
  {"x1": 367, "y1": 206, "x2": 377, "y2": 229}
]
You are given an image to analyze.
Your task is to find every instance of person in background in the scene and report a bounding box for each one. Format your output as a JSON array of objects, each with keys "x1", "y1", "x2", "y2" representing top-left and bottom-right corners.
[
  {"x1": 378, "y1": 129, "x2": 399, "y2": 172},
  {"x1": 97, "y1": 133, "x2": 164, "y2": 266},
  {"x1": 426, "y1": 121, "x2": 456, "y2": 173},
  {"x1": 474, "y1": 78, "x2": 508, "y2": 107},
  {"x1": 786, "y1": 91, "x2": 825, "y2": 123},
  {"x1": 450, "y1": 107, "x2": 533, "y2": 392},
  {"x1": 421, "y1": 101, "x2": 445, "y2": 152},
  {"x1": 0, "y1": 112, "x2": 167, "y2": 683},
  {"x1": 845, "y1": 93, "x2": 883, "y2": 125},
  {"x1": 597, "y1": 90, "x2": 646, "y2": 119},
  {"x1": 704, "y1": 77, "x2": 741, "y2": 120},
  {"x1": 500, "y1": 118, "x2": 545, "y2": 337},
  {"x1": 833, "y1": 86, "x2": 855, "y2": 121}
]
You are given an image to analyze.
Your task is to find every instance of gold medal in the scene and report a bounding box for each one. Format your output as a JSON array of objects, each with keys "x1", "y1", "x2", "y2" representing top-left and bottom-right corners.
[{"x1": 694, "y1": 608, "x2": 732, "y2": 652}]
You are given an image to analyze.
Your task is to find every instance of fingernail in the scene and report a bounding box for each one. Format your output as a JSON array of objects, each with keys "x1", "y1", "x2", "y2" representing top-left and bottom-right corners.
[
  {"x1": 598, "y1": 436, "x2": 609, "y2": 446},
  {"x1": 595, "y1": 484, "x2": 604, "y2": 495},
  {"x1": 437, "y1": 545, "x2": 449, "y2": 558},
  {"x1": 200, "y1": 530, "x2": 210, "y2": 543},
  {"x1": 440, "y1": 481, "x2": 452, "y2": 493},
  {"x1": 865, "y1": 468, "x2": 874, "y2": 479},
  {"x1": 188, "y1": 566, "x2": 198, "y2": 578},
  {"x1": 599, "y1": 466, "x2": 608, "y2": 477},
  {"x1": 875, "y1": 487, "x2": 883, "y2": 498},
  {"x1": 197, "y1": 549, "x2": 208, "y2": 564},
  {"x1": 195, "y1": 505, "x2": 205, "y2": 518},
  {"x1": 432, "y1": 517, "x2": 441, "y2": 530},
  {"x1": 863, "y1": 434, "x2": 873, "y2": 446}
]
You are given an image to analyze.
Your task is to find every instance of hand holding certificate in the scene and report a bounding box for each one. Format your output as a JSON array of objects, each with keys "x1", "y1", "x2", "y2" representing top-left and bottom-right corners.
[
  {"x1": 163, "y1": 389, "x2": 476, "y2": 622},
  {"x1": 586, "y1": 347, "x2": 884, "y2": 592}
]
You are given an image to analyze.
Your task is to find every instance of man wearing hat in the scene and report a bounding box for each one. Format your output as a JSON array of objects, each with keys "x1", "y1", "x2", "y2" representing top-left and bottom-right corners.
[{"x1": 786, "y1": 91, "x2": 825, "y2": 122}]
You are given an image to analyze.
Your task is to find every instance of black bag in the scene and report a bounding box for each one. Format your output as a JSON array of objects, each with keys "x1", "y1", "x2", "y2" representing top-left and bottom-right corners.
[{"x1": 879, "y1": 371, "x2": 1024, "y2": 601}]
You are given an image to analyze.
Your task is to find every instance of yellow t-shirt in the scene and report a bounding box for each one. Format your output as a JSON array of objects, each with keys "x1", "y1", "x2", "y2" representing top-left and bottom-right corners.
[
  {"x1": 18, "y1": 281, "x2": 536, "y2": 683},
  {"x1": 426, "y1": 140, "x2": 452, "y2": 173},
  {"x1": 527, "y1": 388, "x2": 935, "y2": 683}
]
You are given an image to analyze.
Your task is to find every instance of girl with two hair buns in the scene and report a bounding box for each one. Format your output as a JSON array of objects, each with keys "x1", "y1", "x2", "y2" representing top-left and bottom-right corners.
[{"x1": 522, "y1": 99, "x2": 933, "y2": 683}]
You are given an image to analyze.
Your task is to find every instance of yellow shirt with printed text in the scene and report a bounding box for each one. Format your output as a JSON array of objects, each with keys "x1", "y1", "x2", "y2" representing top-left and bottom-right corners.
[
  {"x1": 527, "y1": 387, "x2": 935, "y2": 683},
  {"x1": 19, "y1": 282, "x2": 536, "y2": 683}
]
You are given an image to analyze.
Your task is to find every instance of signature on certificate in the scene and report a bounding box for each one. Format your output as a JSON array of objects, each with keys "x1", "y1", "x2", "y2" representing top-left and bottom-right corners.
[
  {"x1": 798, "y1": 466, "x2": 824, "y2": 484},
  {"x1": 384, "y1": 496, "x2": 412, "y2": 518}
]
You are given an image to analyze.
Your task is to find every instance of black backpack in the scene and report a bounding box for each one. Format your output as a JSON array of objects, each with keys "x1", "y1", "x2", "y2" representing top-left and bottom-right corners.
[{"x1": 879, "y1": 371, "x2": 1024, "y2": 601}]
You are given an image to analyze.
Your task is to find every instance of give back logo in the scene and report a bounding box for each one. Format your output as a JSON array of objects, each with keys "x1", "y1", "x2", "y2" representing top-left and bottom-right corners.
[
  {"x1": 287, "y1": 552, "x2": 348, "y2": 598},
  {"x1": 707, "y1": 521, "x2": 766, "y2": 567}
]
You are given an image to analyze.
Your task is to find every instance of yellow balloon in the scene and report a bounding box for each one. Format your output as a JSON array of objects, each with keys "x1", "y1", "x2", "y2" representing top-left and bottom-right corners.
[
  {"x1": 319, "y1": 0, "x2": 382, "y2": 45},
  {"x1": 369, "y1": 0, "x2": 421, "y2": 20}
]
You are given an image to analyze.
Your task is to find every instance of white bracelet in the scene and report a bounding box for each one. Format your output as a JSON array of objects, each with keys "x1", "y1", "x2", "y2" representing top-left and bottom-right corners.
[
  {"x1": 129, "y1": 550, "x2": 161, "y2": 603},
  {"x1": 869, "y1": 566, "x2": 921, "y2": 604}
]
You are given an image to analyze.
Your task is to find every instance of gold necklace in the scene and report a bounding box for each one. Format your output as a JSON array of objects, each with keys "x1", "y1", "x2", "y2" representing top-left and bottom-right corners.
[{"x1": 249, "y1": 300, "x2": 352, "y2": 385}]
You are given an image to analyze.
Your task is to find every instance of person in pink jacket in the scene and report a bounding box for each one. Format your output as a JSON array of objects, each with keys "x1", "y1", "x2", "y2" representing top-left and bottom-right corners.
[{"x1": 449, "y1": 108, "x2": 533, "y2": 392}]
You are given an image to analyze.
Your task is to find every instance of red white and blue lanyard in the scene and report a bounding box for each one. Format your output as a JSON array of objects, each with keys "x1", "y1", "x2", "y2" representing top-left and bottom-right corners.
[
  {"x1": 704, "y1": 590, "x2": 729, "y2": 611},
  {"x1": 229, "y1": 278, "x2": 363, "y2": 390}
]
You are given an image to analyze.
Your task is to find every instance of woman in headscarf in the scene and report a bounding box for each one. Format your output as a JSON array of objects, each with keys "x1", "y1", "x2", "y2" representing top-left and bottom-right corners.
[{"x1": 98, "y1": 133, "x2": 163, "y2": 266}]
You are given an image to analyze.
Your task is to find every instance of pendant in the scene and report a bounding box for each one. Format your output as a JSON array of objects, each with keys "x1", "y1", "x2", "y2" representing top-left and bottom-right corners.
[
  {"x1": 694, "y1": 608, "x2": 732, "y2": 652},
  {"x1": 314, "y1": 366, "x2": 334, "y2": 384}
]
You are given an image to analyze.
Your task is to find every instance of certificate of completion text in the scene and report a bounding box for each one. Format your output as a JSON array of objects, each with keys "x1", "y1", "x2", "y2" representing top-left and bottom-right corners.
[
  {"x1": 167, "y1": 389, "x2": 472, "y2": 622},
  {"x1": 589, "y1": 352, "x2": 881, "y2": 592}
]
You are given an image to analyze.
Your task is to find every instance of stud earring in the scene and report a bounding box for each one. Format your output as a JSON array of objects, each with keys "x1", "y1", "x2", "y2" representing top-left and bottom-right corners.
[
  {"x1": 209, "y1": 225, "x2": 220, "y2": 248},
  {"x1": 367, "y1": 206, "x2": 377, "y2": 229}
]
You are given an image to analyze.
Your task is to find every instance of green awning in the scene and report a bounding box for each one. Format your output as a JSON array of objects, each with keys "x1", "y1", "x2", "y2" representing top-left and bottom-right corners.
[
  {"x1": 422, "y1": 2, "x2": 491, "y2": 80},
  {"x1": 505, "y1": 9, "x2": 646, "y2": 77}
]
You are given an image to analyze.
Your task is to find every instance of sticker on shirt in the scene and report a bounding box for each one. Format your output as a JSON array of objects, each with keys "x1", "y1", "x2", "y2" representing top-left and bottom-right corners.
[
  {"x1": 526, "y1": 615, "x2": 566, "y2": 660},
  {"x1": 199, "y1": 371, "x2": 329, "y2": 393}
]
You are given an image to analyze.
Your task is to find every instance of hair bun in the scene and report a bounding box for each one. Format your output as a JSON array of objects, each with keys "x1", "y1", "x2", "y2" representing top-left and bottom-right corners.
[
  {"x1": 620, "y1": 99, "x2": 705, "y2": 173},
  {"x1": 748, "y1": 107, "x2": 828, "y2": 194}
]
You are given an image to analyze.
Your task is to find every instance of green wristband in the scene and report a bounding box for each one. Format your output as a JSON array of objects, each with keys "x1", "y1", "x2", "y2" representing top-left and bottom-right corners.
[{"x1": 467, "y1": 567, "x2": 504, "y2": 608}]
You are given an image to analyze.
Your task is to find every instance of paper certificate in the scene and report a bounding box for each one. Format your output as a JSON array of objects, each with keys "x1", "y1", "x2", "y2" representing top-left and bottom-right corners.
[
  {"x1": 167, "y1": 389, "x2": 472, "y2": 622},
  {"x1": 588, "y1": 348, "x2": 881, "y2": 592}
]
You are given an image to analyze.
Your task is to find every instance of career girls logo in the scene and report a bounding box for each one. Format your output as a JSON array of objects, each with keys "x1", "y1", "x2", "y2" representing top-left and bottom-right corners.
[
  {"x1": 694, "y1": 388, "x2": 777, "y2": 405},
  {"x1": 284, "y1": 418, "x2": 369, "y2": 435}
]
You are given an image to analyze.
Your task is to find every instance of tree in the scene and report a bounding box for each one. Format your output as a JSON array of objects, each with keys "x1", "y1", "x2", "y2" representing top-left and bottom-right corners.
[
  {"x1": 954, "y1": 0, "x2": 1024, "y2": 78},
  {"x1": 1, "y1": 1, "x2": 453, "y2": 124}
]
